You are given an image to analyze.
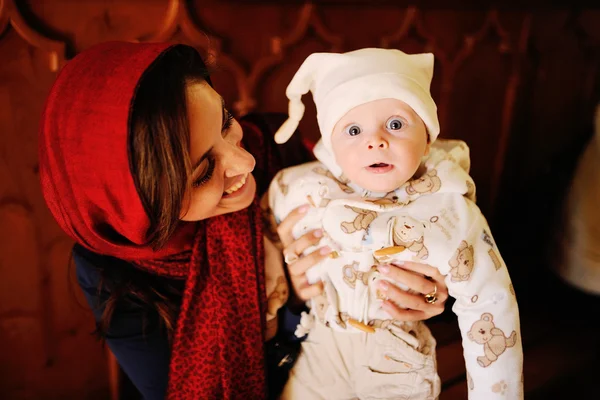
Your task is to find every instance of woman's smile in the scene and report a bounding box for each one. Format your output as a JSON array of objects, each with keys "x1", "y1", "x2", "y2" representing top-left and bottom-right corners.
[{"x1": 224, "y1": 173, "x2": 249, "y2": 196}]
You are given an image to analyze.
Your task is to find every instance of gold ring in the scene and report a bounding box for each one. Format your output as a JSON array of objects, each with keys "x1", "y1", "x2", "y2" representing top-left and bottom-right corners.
[
  {"x1": 284, "y1": 251, "x2": 299, "y2": 265},
  {"x1": 424, "y1": 284, "x2": 438, "y2": 304}
]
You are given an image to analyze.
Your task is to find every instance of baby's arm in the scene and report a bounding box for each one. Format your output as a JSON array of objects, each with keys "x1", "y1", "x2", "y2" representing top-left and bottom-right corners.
[{"x1": 445, "y1": 206, "x2": 523, "y2": 399}]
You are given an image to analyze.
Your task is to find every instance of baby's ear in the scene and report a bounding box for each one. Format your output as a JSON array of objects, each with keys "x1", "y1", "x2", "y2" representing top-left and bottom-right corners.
[{"x1": 424, "y1": 138, "x2": 431, "y2": 156}]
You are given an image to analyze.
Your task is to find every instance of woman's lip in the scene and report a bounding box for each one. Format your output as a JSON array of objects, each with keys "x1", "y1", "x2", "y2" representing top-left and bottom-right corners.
[{"x1": 365, "y1": 164, "x2": 394, "y2": 174}]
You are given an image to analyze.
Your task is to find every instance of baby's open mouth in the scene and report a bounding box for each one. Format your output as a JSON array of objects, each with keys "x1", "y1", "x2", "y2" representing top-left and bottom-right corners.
[{"x1": 366, "y1": 163, "x2": 393, "y2": 174}]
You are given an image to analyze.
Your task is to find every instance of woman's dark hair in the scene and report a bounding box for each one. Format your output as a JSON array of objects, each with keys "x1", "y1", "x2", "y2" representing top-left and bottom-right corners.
[
  {"x1": 96, "y1": 45, "x2": 211, "y2": 338},
  {"x1": 130, "y1": 44, "x2": 211, "y2": 249}
]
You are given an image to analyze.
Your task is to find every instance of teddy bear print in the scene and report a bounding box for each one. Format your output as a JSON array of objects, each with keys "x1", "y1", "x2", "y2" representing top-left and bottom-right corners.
[
  {"x1": 468, "y1": 313, "x2": 517, "y2": 368},
  {"x1": 260, "y1": 195, "x2": 281, "y2": 246},
  {"x1": 313, "y1": 166, "x2": 355, "y2": 194},
  {"x1": 467, "y1": 371, "x2": 474, "y2": 390},
  {"x1": 340, "y1": 198, "x2": 397, "y2": 234},
  {"x1": 341, "y1": 206, "x2": 377, "y2": 233},
  {"x1": 343, "y1": 262, "x2": 376, "y2": 288},
  {"x1": 405, "y1": 169, "x2": 442, "y2": 195},
  {"x1": 262, "y1": 208, "x2": 280, "y2": 244},
  {"x1": 335, "y1": 312, "x2": 350, "y2": 329},
  {"x1": 481, "y1": 229, "x2": 494, "y2": 247},
  {"x1": 466, "y1": 180, "x2": 476, "y2": 201},
  {"x1": 312, "y1": 280, "x2": 347, "y2": 328},
  {"x1": 265, "y1": 276, "x2": 289, "y2": 340},
  {"x1": 312, "y1": 291, "x2": 330, "y2": 324},
  {"x1": 366, "y1": 197, "x2": 397, "y2": 209},
  {"x1": 306, "y1": 193, "x2": 331, "y2": 208},
  {"x1": 449, "y1": 240, "x2": 475, "y2": 282},
  {"x1": 276, "y1": 171, "x2": 288, "y2": 195},
  {"x1": 488, "y1": 249, "x2": 502, "y2": 271},
  {"x1": 491, "y1": 380, "x2": 508, "y2": 395},
  {"x1": 391, "y1": 216, "x2": 429, "y2": 260},
  {"x1": 307, "y1": 183, "x2": 332, "y2": 208},
  {"x1": 267, "y1": 276, "x2": 289, "y2": 317},
  {"x1": 367, "y1": 319, "x2": 403, "y2": 330}
]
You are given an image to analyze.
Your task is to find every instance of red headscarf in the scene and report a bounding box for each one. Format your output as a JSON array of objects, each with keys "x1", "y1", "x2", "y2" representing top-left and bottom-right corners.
[{"x1": 39, "y1": 41, "x2": 269, "y2": 399}]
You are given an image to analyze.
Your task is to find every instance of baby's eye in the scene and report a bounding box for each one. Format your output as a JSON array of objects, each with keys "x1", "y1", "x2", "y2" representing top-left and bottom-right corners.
[
  {"x1": 386, "y1": 117, "x2": 405, "y2": 131},
  {"x1": 345, "y1": 124, "x2": 362, "y2": 136}
]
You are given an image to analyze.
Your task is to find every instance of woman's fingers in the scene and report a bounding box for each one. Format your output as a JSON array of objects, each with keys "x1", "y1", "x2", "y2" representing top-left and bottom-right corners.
[
  {"x1": 283, "y1": 229, "x2": 323, "y2": 264},
  {"x1": 395, "y1": 261, "x2": 446, "y2": 285},
  {"x1": 391, "y1": 260, "x2": 438, "y2": 276},
  {"x1": 276, "y1": 206, "x2": 333, "y2": 303},
  {"x1": 378, "y1": 280, "x2": 429, "y2": 311},
  {"x1": 287, "y1": 245, "x2": 332, "y2": 277},
  {"x1": 378, "y1": 264, "x2": 436, "y2": 296},
  {"x1": 381, "y1": 262, "x2": 449, "y2": 304},
  {"x1": 381, "y1": 303, "x2": 429, "y2": 321},
  {"x1": 297, "y1": 281, "x2": 325, "y2": 301},
  {"x1": 285, "y1": 246, "x2": 328, "y2": 303},
  {"x1": 381, "y1": 287, "x2": 446, "y2": 319},
  {"x1": 377, "y1": 263, "x2": 447, "y2": 319},
  {"x1": 277, "y1": 205, "x2": 310, "y2": 248}
]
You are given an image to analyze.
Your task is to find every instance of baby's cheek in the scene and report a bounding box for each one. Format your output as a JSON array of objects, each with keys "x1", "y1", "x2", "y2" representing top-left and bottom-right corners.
[{"x1": 335, "y1": 149, "x2": 356, "y2": 166}]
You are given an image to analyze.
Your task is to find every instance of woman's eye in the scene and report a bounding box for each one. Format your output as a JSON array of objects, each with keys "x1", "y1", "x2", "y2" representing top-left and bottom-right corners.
[
  {"x1": 192, "y1": 157, "x2": 215, "y2": 188},
  {"x1": 222, "y1": 109, "x2": 234, "y2": 131},
  {"x1": 386, "y1": 117, "x2": 405, "y2": 131},
  {"x1": 345, "y1": 125, "x2": 362, "y2": 136}
]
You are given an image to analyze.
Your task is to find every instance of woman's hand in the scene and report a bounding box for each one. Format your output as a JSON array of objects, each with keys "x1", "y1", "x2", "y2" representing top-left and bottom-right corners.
[
  {"x1": 276, "y1": 205, "x2": 330, "y2": 306},
  {"x1": 275, "y1": 204, "x2": 448, "y2": 319},
  {"x1": 376, "y1": 262, "x2": 449, "y2": 321}
]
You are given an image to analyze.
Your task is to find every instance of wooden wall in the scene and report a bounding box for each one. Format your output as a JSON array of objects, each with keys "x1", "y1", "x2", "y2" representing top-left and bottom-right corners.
[{"x1": 0, "y1": 0, "x2": 598, "y2": 398}]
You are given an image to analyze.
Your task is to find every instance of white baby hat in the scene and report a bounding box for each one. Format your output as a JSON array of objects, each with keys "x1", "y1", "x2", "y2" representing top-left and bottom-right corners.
[{"x1": 273, "y1": 48, "x2": 441, "y2": 160}]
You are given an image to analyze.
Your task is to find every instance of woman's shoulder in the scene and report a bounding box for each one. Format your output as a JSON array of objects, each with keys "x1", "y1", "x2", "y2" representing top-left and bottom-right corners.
[
  {"x1": 72, "y1": 243, "x2": 186, "y2": 295},
  {"x1": 72, "y1": 243, "x2": 126, "y2": 290}
]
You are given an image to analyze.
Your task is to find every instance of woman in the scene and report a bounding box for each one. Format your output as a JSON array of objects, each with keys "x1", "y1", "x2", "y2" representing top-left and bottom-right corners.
[{"x1": 38, "y1": 41, "x2": 449, "y2": 400}]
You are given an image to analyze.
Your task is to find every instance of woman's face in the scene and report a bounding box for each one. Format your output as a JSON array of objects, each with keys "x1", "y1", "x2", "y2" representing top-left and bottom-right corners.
[{"x1": 180, "y1": 82, "x2": 257, "y2": 221}]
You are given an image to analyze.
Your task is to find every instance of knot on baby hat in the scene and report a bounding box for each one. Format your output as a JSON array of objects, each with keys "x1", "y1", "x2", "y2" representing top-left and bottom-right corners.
[{"x1": 274, "y1": 48, "x2": 440, "y2": 151}]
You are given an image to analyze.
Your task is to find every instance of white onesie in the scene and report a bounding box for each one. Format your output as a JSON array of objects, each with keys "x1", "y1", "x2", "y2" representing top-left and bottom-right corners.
[{"x1": 268, "y1": 139, "x2": 523, "y2": 399}]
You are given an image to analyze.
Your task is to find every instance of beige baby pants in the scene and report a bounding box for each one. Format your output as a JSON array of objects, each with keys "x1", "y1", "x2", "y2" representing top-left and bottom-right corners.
[{"x1": 280, "y1": 320, "x2": 441, "y2": 400}]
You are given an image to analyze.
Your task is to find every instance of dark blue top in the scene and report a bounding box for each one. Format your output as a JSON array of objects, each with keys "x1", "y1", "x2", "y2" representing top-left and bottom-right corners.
[{"x1": 73, "y1": 243, "x2": 304, "y2": 400}]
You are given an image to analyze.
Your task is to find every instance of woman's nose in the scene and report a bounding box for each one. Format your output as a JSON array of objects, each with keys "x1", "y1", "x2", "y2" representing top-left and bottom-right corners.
[{"x1": 223, "y1": 143, "x2": 256, "y2": 178}]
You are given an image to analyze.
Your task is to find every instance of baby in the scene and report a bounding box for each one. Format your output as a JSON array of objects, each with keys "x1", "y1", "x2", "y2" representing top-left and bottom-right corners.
[{"x1": 265, "y1": 48, "x2": 523, "y2": 399}]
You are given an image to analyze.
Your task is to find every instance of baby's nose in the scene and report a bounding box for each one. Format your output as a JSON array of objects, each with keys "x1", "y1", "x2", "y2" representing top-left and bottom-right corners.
[{"x1": 367, "y1": 134, "x2": 389, "y2": 150}]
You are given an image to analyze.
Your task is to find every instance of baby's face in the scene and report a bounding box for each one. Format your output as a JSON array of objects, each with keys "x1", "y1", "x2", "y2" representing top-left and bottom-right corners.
[{"x1": 331, "y1": 98, "x2": 429, "y2": 193}]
